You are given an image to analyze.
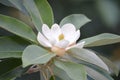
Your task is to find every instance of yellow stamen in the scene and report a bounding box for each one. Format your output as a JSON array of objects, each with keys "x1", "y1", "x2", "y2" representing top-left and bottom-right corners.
[{"x1": 59, "y1": 34, "x2": 64, "y2": 40}]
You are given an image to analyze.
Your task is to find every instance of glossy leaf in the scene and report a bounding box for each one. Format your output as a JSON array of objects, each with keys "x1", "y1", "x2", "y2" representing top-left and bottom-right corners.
[
  {"x1": 68, "y1": 48, "x2": 109, "y2": 71},
  {"x1": 23, "y1": 0, "x2": 42, "y2": 32},
  {"x1": 0, "y1": 0, "x2": 14, "y2": 8},
  {"x1": 54, "y1": 60, "x2": 86, "y2": 80},
  {"x1": 0, "y1": 0, "x2": 27, "y2": 14},
  {"x1": 81, "y1": 33, "x2": 120, "y2": 47},
  {"x1": 67, "y1": 56, "x2": 113, "y2": 80},
  {"x1": 0, "y1": 14, "x2": 37, "y2": 43},
  {"x1": 86, "y1": 66, "x2": 113, "y2": 80},
  {"x1": 53, "y1": 65, "x2": 72, "y2": 80},
  {"x1": 23, "y1": 0, "x2": 54, "y2": 31},
  {"x1": 60, "y1": 14, "x2": 91, "y2": 29},
  {"x1": 8, "y1": 0, "x2": 28, "y2": 14},
  {"x1": 99, "y1": 55, "x2": 119, "y2": 76},
  {"x1": 22, "y1": 45, "x2": 56, "y2": 67},
  {"x1": 83, "y1": 62, "x2": 113, "y2": 80},
  {"x1": 0, "y1": 36, "x2": 29, "y2": 58},
  {"x1": 35, "y1": 0, "x2": 54, "y2": 26}
]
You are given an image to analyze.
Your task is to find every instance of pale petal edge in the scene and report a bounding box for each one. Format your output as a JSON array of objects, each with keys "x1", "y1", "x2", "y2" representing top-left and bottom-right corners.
[{"x1": 37, "y1": 32, "x2": 52, "y2": 47}]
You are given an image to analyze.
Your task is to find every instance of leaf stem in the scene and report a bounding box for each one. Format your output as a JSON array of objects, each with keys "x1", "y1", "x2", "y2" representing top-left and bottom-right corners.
[
  {"x1": 41, "y1": 70, "x2": 48, "y2": 80},
  {"x1": 47, "y1": 66, "x2": 55, "y2": 80}
]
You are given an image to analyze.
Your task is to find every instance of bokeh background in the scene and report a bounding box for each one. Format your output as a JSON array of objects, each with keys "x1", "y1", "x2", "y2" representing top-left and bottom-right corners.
[{"x1": 0, "y1": 0, "x2": 120, "y2": 80}]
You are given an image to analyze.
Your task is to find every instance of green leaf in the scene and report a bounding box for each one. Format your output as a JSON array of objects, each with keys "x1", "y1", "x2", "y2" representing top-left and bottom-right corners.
[
  {"x1": 54, "y1": 60, "x2": 86, "y2": 80},
  {"x1": 35, "y1": 0, "x2": 54, "y2": 26},
  {"x1": 0, "y1": 0, "x2": 14, "y2": 8},
  {"x1": 67, "y1": 57, "x2": 113, "y2": 80},
  {"x1": 23, "y1": 0, "x2": 43, "y2": 32},
  {"x1": 22, "y1": 45, "x2": 56, "y2": 67},
  {"x1": 49, "y1": 76, "x2": 56, "y2": 80},
  {"x1": 86, "y1": 66, "x2": 113, "y2": 80},
  {"x1": 98, "y1": 55, "x2": 119, "y2": 76},
  {"x1": 81, "y1": 33, "x2": 120, "y2": 47},
  {"x1": 8, "y1": 0, "x2": 28, "y2": 14},
  {"x1": 53, "y1": 65, "x2": 72, "y2": 80},
  {"x1": 0, "y1": 0, "x2": 27, "y2": 14},
  {"x1": 82, "y1": 61, "x2": 114, "y2": 80},
  {"x1": 0, "y1": 14, "x2": 37, "y2": 43},
  {"x1": 0, "y1": 59, "x2": 23, "y2": 80},
  {"x1": 68, "y1": 48, "x2": 109, "y2": 71},
  {"x1": 0, "y1": 36, "x2": 29, "y2": 58},
  {"x1": 60, "y1": 14, "x2": 91, "y2": 29},
  {"x1": 23, "y1": 0, "x2": 54, "y2": 31}
]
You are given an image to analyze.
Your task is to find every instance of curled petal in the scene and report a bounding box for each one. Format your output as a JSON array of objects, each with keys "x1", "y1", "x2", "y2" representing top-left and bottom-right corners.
[
  {"x1": 75, "y1": 41, "x2": 85, "y2": 48},
  {"x1": 37, "y1": 32, "x2": 52, "y2": 47},
  {"x1": 66, "y1": 41, "x2": 85, "y2": 50}
]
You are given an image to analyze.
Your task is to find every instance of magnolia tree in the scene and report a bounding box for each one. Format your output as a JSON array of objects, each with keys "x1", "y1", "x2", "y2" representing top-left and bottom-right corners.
[{"x1": 0, "y1": 0, "x2": 120, "y2": 80}]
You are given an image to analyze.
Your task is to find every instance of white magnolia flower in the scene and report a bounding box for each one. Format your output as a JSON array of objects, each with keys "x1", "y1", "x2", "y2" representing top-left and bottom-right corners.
[
  {"x1": 37, "y1": 23, "x2": 85, "y2": 56},
  {"x1": 37, "y1": 23, "x2": 109, "y2": 71}
]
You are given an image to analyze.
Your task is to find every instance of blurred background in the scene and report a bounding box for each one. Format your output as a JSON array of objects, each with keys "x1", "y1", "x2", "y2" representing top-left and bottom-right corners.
[{"x1": 0, "y1": 0, "x2": 120, "y2": 80}]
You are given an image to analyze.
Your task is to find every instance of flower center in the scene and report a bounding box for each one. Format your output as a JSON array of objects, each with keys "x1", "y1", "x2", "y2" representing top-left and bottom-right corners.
[
  {"x1": 58, "y1": 34, "x2": 64, "y2": 40},
  {"x1": 51, "y1": 46, "x2": 65, "y2": 56}
]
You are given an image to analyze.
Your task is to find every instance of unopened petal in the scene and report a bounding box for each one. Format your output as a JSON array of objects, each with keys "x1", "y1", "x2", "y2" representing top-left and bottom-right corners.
[
  {"x1": 37, "y1": 32, "x2": 52, "y2": 47},
  {"x1": 55, "y1": 40, "x2": 69, "y2": 48},
  {"x1": 66, "y1": 41, "x2": 85, "y2": 50}
]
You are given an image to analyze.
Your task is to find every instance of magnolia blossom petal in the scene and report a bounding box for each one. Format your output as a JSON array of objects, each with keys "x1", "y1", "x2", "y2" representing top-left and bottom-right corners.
[
  {"x1": 68, "y1": 30, "x2": 80, "y2": 44},
  {"x1": 42, "y1": 24, "x2": 51, "y2": 38},
  {"x1": 37, "y1": 32, "x2": 52, "y2": 47},
  {"x1": 55, "y1": 40, "x2": 69, "y2": 48},
  {"x1": 42, "y1": 24, "x2": 56, "y2": 44},
  {"x1": 61, "y1": 23, "x2": 76, "y2": 37},
  {"x1": 61, "y1": 23, "x2": 79, "y2": 44},
  {"x1": 61, "y1": 23, "x2": 76, "y2": 32},
  {"x1": 73, "y1": 30, "x2": 80, "y2": 42},
  {"x1": 51, "y1": 24, "x2": 61, "y2": 41},
  {"x1": 75, "y1": 41, "x2": 85, "y2": 48},
  {"x1": 66, "y1": 41, "x2": 85, "y2": 50}
]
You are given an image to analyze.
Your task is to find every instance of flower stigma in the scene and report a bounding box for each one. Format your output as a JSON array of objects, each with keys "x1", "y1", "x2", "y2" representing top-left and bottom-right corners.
[{"x1": 58, "y1": 34, "x2": 64, "y2": 41}]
